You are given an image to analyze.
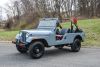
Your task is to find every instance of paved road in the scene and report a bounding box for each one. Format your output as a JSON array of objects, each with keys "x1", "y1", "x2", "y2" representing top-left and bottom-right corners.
[{"x1": 0, "y1": 43, "x2": 100, "y2": 67}]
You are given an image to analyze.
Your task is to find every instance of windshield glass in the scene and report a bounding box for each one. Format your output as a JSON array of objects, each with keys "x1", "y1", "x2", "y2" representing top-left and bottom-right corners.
[
  {"x1": 38, "y1": 20, "x2": 57, "y2": 30},
  {"x1": 38, "y1": 20, "x2": 57, "y2": 27},
  {"x1": 37, "y1": 27, "x2": 55, "y2": 31}
]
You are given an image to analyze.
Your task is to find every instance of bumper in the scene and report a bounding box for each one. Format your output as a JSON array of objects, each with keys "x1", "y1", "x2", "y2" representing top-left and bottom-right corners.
[
  {"x1": 12, "y1": 40, "x2": 26, "y2": 48},
  {"x1": 12, "y1": 40, "x2": 25, "y2": 44}
]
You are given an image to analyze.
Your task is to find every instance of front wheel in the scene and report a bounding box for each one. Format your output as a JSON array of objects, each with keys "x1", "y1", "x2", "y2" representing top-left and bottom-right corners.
[
  {"x1": 28, "y1": 41, "x2": 45, "y2": 59},
  {"x1": 71, "y1": 39, "x2": 81, "y2": 52},
  {"x1": 16, "y1": 45, "x2": 27, "y2": 53}
]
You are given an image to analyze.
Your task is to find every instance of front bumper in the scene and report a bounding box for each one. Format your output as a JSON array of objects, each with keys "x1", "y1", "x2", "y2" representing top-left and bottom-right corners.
[
  {"x1": 12, "y1": 40, "x2": 26, "y2": 48},
  {"x1": 12, "y1": 39, "x2": 25, "y2": 44}
]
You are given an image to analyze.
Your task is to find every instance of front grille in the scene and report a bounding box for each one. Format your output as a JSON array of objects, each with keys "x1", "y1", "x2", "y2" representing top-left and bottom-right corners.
[{"x1": 21, "y1": 32, "x2": 26, "y2": 42}]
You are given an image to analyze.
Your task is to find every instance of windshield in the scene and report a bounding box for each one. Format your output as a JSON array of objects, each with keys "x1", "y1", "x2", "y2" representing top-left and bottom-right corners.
[
  {"x1": 38, "y1": 20, "x2": 57, "y2": 30},
  {"x1": 37, "y1": 27, "x2": 55, "y2": 31},
  {"x1": 38, "y1": 20, "x2": 57, "y2": 27}
]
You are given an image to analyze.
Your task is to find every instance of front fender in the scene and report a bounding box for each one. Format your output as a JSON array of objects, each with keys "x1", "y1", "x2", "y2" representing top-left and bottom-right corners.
[
  {"x1": 26, "y1": 36, "x2": 48, "y2": 43},
  {"x1": 16, "y1": 34, "x2": 20, "y2": 39}
]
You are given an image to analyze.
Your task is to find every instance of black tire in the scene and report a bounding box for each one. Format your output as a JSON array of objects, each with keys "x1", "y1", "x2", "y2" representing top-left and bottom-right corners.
[
  {"x1": 55, "y1": 45, "x2": 64, "y2": 49},
  {"x1": 71, "y1": 39, "x2": 81, "y2": 52},
  {"x1": 16, "y1": 45, "x2": 27, "y2": 53},
  {"x1": 28, "y1": 41, "x2": 45, "y2": 59}
]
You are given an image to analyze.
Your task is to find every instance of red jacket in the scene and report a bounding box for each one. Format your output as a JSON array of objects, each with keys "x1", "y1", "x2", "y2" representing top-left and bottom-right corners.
[{"x1": 71, "y1": 17, "x2": 77, "y2": 24}]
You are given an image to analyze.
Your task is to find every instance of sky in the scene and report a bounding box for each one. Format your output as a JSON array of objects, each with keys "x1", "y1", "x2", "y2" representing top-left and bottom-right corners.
[
  {"x1": 0, "y1": 0, "x2": 75, "y2": 20},
  {"x1": 0, "y1": 0, "x2": 9, "y2": 7},
  {"x1": 0, "y1": 0, "x2": 10, "y2": 20}
]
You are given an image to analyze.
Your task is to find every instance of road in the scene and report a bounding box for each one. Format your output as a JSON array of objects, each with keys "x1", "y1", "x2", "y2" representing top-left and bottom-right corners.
[{"x1": 0, "y1": 43, "x2": 100, "y2": 67}]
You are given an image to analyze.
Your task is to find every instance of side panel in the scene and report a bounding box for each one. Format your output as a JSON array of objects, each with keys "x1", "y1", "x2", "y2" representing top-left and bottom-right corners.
[
  {"x1": 64, "y1": 33, "x2": 85, "y2": 43},
  {"x1": 54, "y1": 33, "x2": 84, "y2": 46},
  {"x1": 26, "y1": 33, "x2": 85, "y2": 46},
  {"x1": 54, "y1": 33, "x2": 74, "y2": 45}
]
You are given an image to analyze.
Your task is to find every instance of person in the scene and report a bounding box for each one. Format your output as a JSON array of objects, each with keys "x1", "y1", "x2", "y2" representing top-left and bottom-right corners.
[
  {"x1": 71, "y1": 16, "x2": 78, "y2": 29},
  {"x1": 57, "y1": 22, "x2": 62, "y2": 29},
  {"x1": 71, "y1": 16, "x2": 82, "y2": 32},
  {"x1": 56, "y1": 22, "x2": 62, "y2": 34}
]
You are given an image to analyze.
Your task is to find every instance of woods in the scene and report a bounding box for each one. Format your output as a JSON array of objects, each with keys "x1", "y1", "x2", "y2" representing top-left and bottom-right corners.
[
  {"x1": 78, "y1": 0, "x2": 100, "y2": 17},
  {"x1": 1, "y1": 0, "x2": 100, "y2": 29}
]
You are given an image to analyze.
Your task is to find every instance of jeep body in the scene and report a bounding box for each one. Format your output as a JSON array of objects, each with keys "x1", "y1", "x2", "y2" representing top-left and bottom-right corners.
[{"x1": 13, "y1": 18, "x2": 85, "y2": 59}]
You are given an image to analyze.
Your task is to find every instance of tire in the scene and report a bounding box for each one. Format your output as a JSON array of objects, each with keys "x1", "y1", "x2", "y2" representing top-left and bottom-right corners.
[
  {"x1": 16, "y1": 45, "x2": 27, "y2": 53},
  {"x1": 28, "y1": 41, "x2": 45, "y2": 59},
  {"x1": 71, "y1": 39, "x2": 81, "y2": 52},
  {"x1": 55, "y1": 45, "x2": 64, "y2": 49}
]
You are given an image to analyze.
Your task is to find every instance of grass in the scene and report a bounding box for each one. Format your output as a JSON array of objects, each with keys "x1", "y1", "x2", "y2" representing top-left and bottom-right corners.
[
  {"x1": 0, "y1": 30, "x2": 19, "y2": 41},
  {"x1": 0, "y1": 19, "x2": 100, "y2": 47}
]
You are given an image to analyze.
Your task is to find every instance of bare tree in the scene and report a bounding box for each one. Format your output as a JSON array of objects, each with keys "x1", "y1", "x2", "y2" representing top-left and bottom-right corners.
[{"x1": 3, "y1": 0, "x2": 100, "y2": 29}]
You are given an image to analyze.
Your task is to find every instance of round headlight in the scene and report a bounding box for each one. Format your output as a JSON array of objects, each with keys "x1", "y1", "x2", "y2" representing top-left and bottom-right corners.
[
  {"x1": 26, "y1": 33, "x2": 30, "y2": 38},
  {"x1": 26, "y1": 33, "x2": 32, "y2": 38}
]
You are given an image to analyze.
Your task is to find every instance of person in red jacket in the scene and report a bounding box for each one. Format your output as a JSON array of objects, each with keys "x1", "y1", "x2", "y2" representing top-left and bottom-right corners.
[
  {"x1": 71, "y1": 17, "x2": 78, "y2": 29},
  {"x1": 71, "y1": 16, "x2": 82, "y2": 33}
]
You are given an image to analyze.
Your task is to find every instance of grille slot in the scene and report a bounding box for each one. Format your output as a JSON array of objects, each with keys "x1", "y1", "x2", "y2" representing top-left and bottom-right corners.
[{"x1": 21, "y1": 32, "x2": 26, "y2": 42}]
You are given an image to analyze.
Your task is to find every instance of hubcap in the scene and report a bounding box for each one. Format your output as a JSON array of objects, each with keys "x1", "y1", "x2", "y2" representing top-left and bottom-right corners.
[
  {"x1": 34, "y1": 47, "x2": 40, "y2": 54},
  {"x1": 32, "y1": 45, "x2": 43, "y2": 57}
]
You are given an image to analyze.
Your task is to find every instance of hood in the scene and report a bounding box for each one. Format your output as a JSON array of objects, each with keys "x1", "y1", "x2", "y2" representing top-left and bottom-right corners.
[{"x1": 21, "y1": 29, "x2": 53, "y2": 35}]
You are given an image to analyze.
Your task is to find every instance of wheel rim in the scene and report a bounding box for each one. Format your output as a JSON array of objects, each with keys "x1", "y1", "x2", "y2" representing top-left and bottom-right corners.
[{"x1": 32, "y1": 45, "x2": 43, "y2": 57}]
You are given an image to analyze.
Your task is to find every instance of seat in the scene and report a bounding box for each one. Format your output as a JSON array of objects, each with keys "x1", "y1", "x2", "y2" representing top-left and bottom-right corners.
[{"x1": 60, "y1": 29, "x2": 67, "y2": 35}]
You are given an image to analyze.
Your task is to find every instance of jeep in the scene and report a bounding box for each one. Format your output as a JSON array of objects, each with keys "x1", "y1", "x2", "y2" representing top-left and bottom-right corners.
[{"x1": 12, "y1": 18, "x2": 85, "y2": 59}]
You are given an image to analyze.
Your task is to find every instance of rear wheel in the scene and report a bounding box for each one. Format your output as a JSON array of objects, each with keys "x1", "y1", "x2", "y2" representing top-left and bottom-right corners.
[
  {"x1": 71, "y1": 39, "x2": 81, "y2": 52},
  {"x1": 28, "y1": 41, "x2": 45, "y2": 59}
]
